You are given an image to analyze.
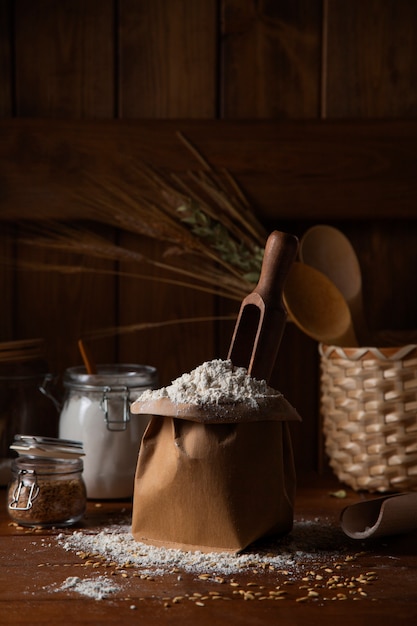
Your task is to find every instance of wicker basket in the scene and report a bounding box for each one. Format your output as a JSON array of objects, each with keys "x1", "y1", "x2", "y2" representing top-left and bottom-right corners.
[{"x1": 319, "y1": 342, "x2": 417, "y2": 492}]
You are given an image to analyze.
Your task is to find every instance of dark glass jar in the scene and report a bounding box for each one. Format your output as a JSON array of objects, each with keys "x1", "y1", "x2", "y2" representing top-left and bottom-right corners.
[
  {"x1": 7, "y1": 435, "x2": 86, "y2": 528},
  {"x1": 0, "y1": 339, "x2": 58, "y2": 485}
]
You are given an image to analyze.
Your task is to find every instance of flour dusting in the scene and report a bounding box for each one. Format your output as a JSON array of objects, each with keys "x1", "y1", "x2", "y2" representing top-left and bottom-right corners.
[
  {"x1": 53, "y1": 575, "x2": 121, "y2": 600},
  {"x1": 135, "y1": 359, "x2": 281, "y2": 408},
  {"x1": 56, "y1": 518, "x2": 351, "y2": 578}
]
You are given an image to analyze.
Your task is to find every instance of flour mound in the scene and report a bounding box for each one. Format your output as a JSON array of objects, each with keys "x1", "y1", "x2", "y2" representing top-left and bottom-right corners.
[{"x1": 136, "y1": 359, "x2": 281, "y2": 407}]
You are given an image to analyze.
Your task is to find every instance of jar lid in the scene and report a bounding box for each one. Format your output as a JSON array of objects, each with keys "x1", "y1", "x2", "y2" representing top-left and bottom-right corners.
[
  {"x1": 63, "y1": 363, "x2": 158, "y2": 392},
  {"x1": 10, "y1": 435, "x2": 85, "y2": 459}
]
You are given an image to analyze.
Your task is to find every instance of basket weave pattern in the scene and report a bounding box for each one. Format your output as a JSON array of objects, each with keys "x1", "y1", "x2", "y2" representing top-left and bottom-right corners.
[{"x1": 320, "y1": 344, "x2": 417, "y2": 492}]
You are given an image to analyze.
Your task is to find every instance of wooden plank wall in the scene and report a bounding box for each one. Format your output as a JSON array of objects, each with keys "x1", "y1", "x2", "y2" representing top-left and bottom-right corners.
[{"x1": 1, "y1": 0, "x2": 416, "y2": 476}]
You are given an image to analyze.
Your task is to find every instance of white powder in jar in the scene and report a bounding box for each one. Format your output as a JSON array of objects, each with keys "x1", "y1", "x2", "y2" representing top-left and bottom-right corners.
[
  {"x1": 135, "y1": 359, "x2": 281, "y2": 408},
  {"x1": 58, "y1": 365, "x2": 157, "y2": 500},
  {"x1": 59, "y1": 395, "x2": 150, "y2": 499}
]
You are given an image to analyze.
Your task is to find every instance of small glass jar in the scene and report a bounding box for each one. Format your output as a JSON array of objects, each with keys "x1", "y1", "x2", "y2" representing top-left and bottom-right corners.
[
  {"x1": 58, "y1": 364, "x2": 158, "y2": 499},
  {"x1": 7, "y1": 435, "x2": 86, "y2": 528}
]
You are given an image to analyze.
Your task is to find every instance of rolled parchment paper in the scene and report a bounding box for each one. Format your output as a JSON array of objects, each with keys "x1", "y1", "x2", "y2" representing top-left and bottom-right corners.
[{"x1": 340, "y1": 492, "x2": 417, "y2": 539}]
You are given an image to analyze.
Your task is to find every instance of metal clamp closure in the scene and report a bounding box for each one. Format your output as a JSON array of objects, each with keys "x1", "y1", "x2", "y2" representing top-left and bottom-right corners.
[
  {"x1": 100, "y1": 385, "x2": 131, "y2": 431},
  {"x1": 9, "y1": 470, "x2": 40, "y2": 511},
  {"x1": 39, "y1": 373, "x2": 61, "y2": 411}
]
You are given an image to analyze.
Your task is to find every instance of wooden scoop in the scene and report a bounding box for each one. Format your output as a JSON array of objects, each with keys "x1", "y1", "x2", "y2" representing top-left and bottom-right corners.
[
  {"x1": 299, "y1": 225, "x2": 369, "y2": 344},
  {"x1": 283, "y1": 262, "x2": 358, "y2": 347},
  {"x1": 227, "y1": 230, "x2": 299, "y2": 383}
]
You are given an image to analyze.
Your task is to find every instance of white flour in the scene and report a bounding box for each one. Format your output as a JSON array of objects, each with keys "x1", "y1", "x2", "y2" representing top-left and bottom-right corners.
[
  {"x1": 56, "y1": 518, "x2": 349, "y2": 578},
  {"x1": 54, "y1": 575, "x2": 121, "y2": 600},
  {"x1": 135, "y1": 359, "x2": 281, "y2": 408},
  {"x1": 46, "y1": 519, "x2": 379, "y2": 604}
]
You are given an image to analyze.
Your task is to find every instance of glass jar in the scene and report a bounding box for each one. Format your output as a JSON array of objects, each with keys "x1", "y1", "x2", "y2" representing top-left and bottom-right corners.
[
  {"x1": 58, "y1": 364, "x2": 158, "y2": 500},
  {"x1": 0, "y1": 339, "x2": 58, "y2": 486},
  {"x1": 7, "y1": 435, "x2": 86, "y2": 528}
]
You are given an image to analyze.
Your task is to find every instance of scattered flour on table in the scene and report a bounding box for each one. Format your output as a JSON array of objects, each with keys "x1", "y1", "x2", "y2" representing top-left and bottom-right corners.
[
  {"x1": 56, "y1": 518, "x2": 352, "y2": 579},
  {"x1": 135, "y1": 359, "x2": 281, "y2": 408},
  {"x1": 52, "y1": 575, "x2": 121, "y2": 600}
]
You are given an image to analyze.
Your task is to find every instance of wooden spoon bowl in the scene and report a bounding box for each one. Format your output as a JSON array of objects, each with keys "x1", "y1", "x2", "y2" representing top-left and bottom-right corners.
[
  {"x1": 283, "y1": 262, "x2": 358, "y2": 347},
  {"x1": 299, "y1": 225, "x2": 369, "y2": 344}
]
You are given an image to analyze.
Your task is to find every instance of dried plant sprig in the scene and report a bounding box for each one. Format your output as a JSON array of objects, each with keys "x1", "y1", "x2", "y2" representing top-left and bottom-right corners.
[
  {"x1": 176, "y1": 132, "x2": 265, "y2": 242},
  {"x1": 173, "y1": 135, "x2": 266, "y2": 244},
  {"x1": 82, "y1": 315, "x2": 236, "y2": 341},
  {"x1": 70, "y1": 168, "x2": 255, "y2": 286},
  {"x1": 12, "y1": 133, "x2": 269, "y2": 341},
  {"x1": 175, "y1": 201, "x2": 264, "y2": 282},
  {"x1": 13, "y1": 256, "x2": 246, "y2": 301},
  {"x1": 70, "y1": 132, "x2": 267, "y2": 281},
  {"x1": 18, "y1": 223, "x2": 251, "y2": 301}
]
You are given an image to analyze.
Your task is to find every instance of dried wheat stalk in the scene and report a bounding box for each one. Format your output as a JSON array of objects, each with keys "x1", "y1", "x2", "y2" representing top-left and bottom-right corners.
[{"x1": 17, "y1": 133, "x2": 267, "y2": 304}]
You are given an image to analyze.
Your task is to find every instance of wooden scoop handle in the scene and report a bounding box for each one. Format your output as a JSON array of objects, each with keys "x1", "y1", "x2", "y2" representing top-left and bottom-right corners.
[
  {"x1": 255, "y1": 231, "x2": 299, "y2": 306},
  {"x1": 228, "y1": 230, "x2": 298, "y2": 383}
]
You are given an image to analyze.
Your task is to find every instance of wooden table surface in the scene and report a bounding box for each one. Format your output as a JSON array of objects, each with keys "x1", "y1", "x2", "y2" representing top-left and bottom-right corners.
[{"x1": 1, "y1": 476, "x2": 416, "y2": 625}]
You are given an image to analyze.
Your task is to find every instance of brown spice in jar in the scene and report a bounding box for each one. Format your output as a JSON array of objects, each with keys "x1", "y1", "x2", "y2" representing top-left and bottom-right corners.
[
  {"x1": 8, "y1": 459, "x2": 86, "y2": 526},
  {"x1": 8, "y1": 473, "x2": 86, "y2": 527}
]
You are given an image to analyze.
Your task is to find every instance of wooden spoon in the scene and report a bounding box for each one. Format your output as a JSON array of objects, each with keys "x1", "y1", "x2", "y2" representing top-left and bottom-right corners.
[
  {"x1": 299, "y1": 225, "x2": 369, "y2": 344},
  {"x1": 283, "y1": 262, "x2": 358, "y2": 347},
  {"x1": 78, "y1": 339, "x2": 97, "y2": 375}
]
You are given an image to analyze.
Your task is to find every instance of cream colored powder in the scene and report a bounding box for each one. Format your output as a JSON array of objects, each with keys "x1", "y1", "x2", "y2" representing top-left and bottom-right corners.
[
  {"x1": 55, "y1": 518, "x2": 345, "y2": 578},
  {"x1": 53, "y1": 575, "x2": 121, "y2": 600},
  {"x1": 136, "y1": 359, "x2": 281, "y2": 408}
]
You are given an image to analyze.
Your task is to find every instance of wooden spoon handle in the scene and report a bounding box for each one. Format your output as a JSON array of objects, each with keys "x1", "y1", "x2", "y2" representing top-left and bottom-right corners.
[
  {"x1": 255, "y1": 231, "x2": 299, "y2": 306},
  {"x1": 78, "y1": 339, "x2": 97, "y2": 375}
]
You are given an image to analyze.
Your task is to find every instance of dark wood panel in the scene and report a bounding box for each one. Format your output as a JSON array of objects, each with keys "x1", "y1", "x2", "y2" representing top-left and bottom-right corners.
[
  {"x1": 324, "y1": 0, "x2": 417, "y2": 118},
  {"x1": 14, "y1": 0, "x2": 115, "y2": 117},
  {"x1": 11, "y1": 0, "x2": 118, "y2": 375},
  {"x1": 0, "y1": 0, "x2": 12, "y2": 116},
  {"x1": 349, "y1": 221, "x2": 417, "y2": 332},
  {"x1": 221, "y1": 0, "x2": 323, "y2": 118},
  {"x1": 324, "y1": 1, "x2": 417, "y2": 330},
  {"x1": 0, "y1": 0, "x2": 13, "y2": 340},
  {"x1": 113, "y1": 232, "x2": 219, "y2": 387},
  {"x1": 14, "y1": 227, "x2": 118, "y2": 374},
  {"x1": 0, "y1": 224, "x2": 14, "y2": 340},
  {"x1": 1, "y1": 119, "x2": 416, "y2": 221},
  {"x1": 119, "y1": 0, "x2": 218, "y2": 118},
  {"x1": 116, "y1": 0, "x2": 218, "y2": 385}
]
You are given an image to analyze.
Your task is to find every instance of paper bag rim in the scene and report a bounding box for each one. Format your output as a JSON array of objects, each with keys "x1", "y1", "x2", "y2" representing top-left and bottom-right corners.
[{"x1": 130, "y1": 395, "x2": 301, "y2": 423}]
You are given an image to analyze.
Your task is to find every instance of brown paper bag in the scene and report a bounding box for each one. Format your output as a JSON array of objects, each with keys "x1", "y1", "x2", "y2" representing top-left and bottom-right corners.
[{"x1": 131, "y1": 412, "x2": 299, "y2": 553}]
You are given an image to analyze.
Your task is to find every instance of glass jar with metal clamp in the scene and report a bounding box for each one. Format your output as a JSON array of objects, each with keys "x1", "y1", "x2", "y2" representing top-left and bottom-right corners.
[
  {"x1": 7, "y1": 435, "x2": 86, "y2": 527},
  {"x1": 58, "y1": 364, "x2": 158, "y2": 499}
]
